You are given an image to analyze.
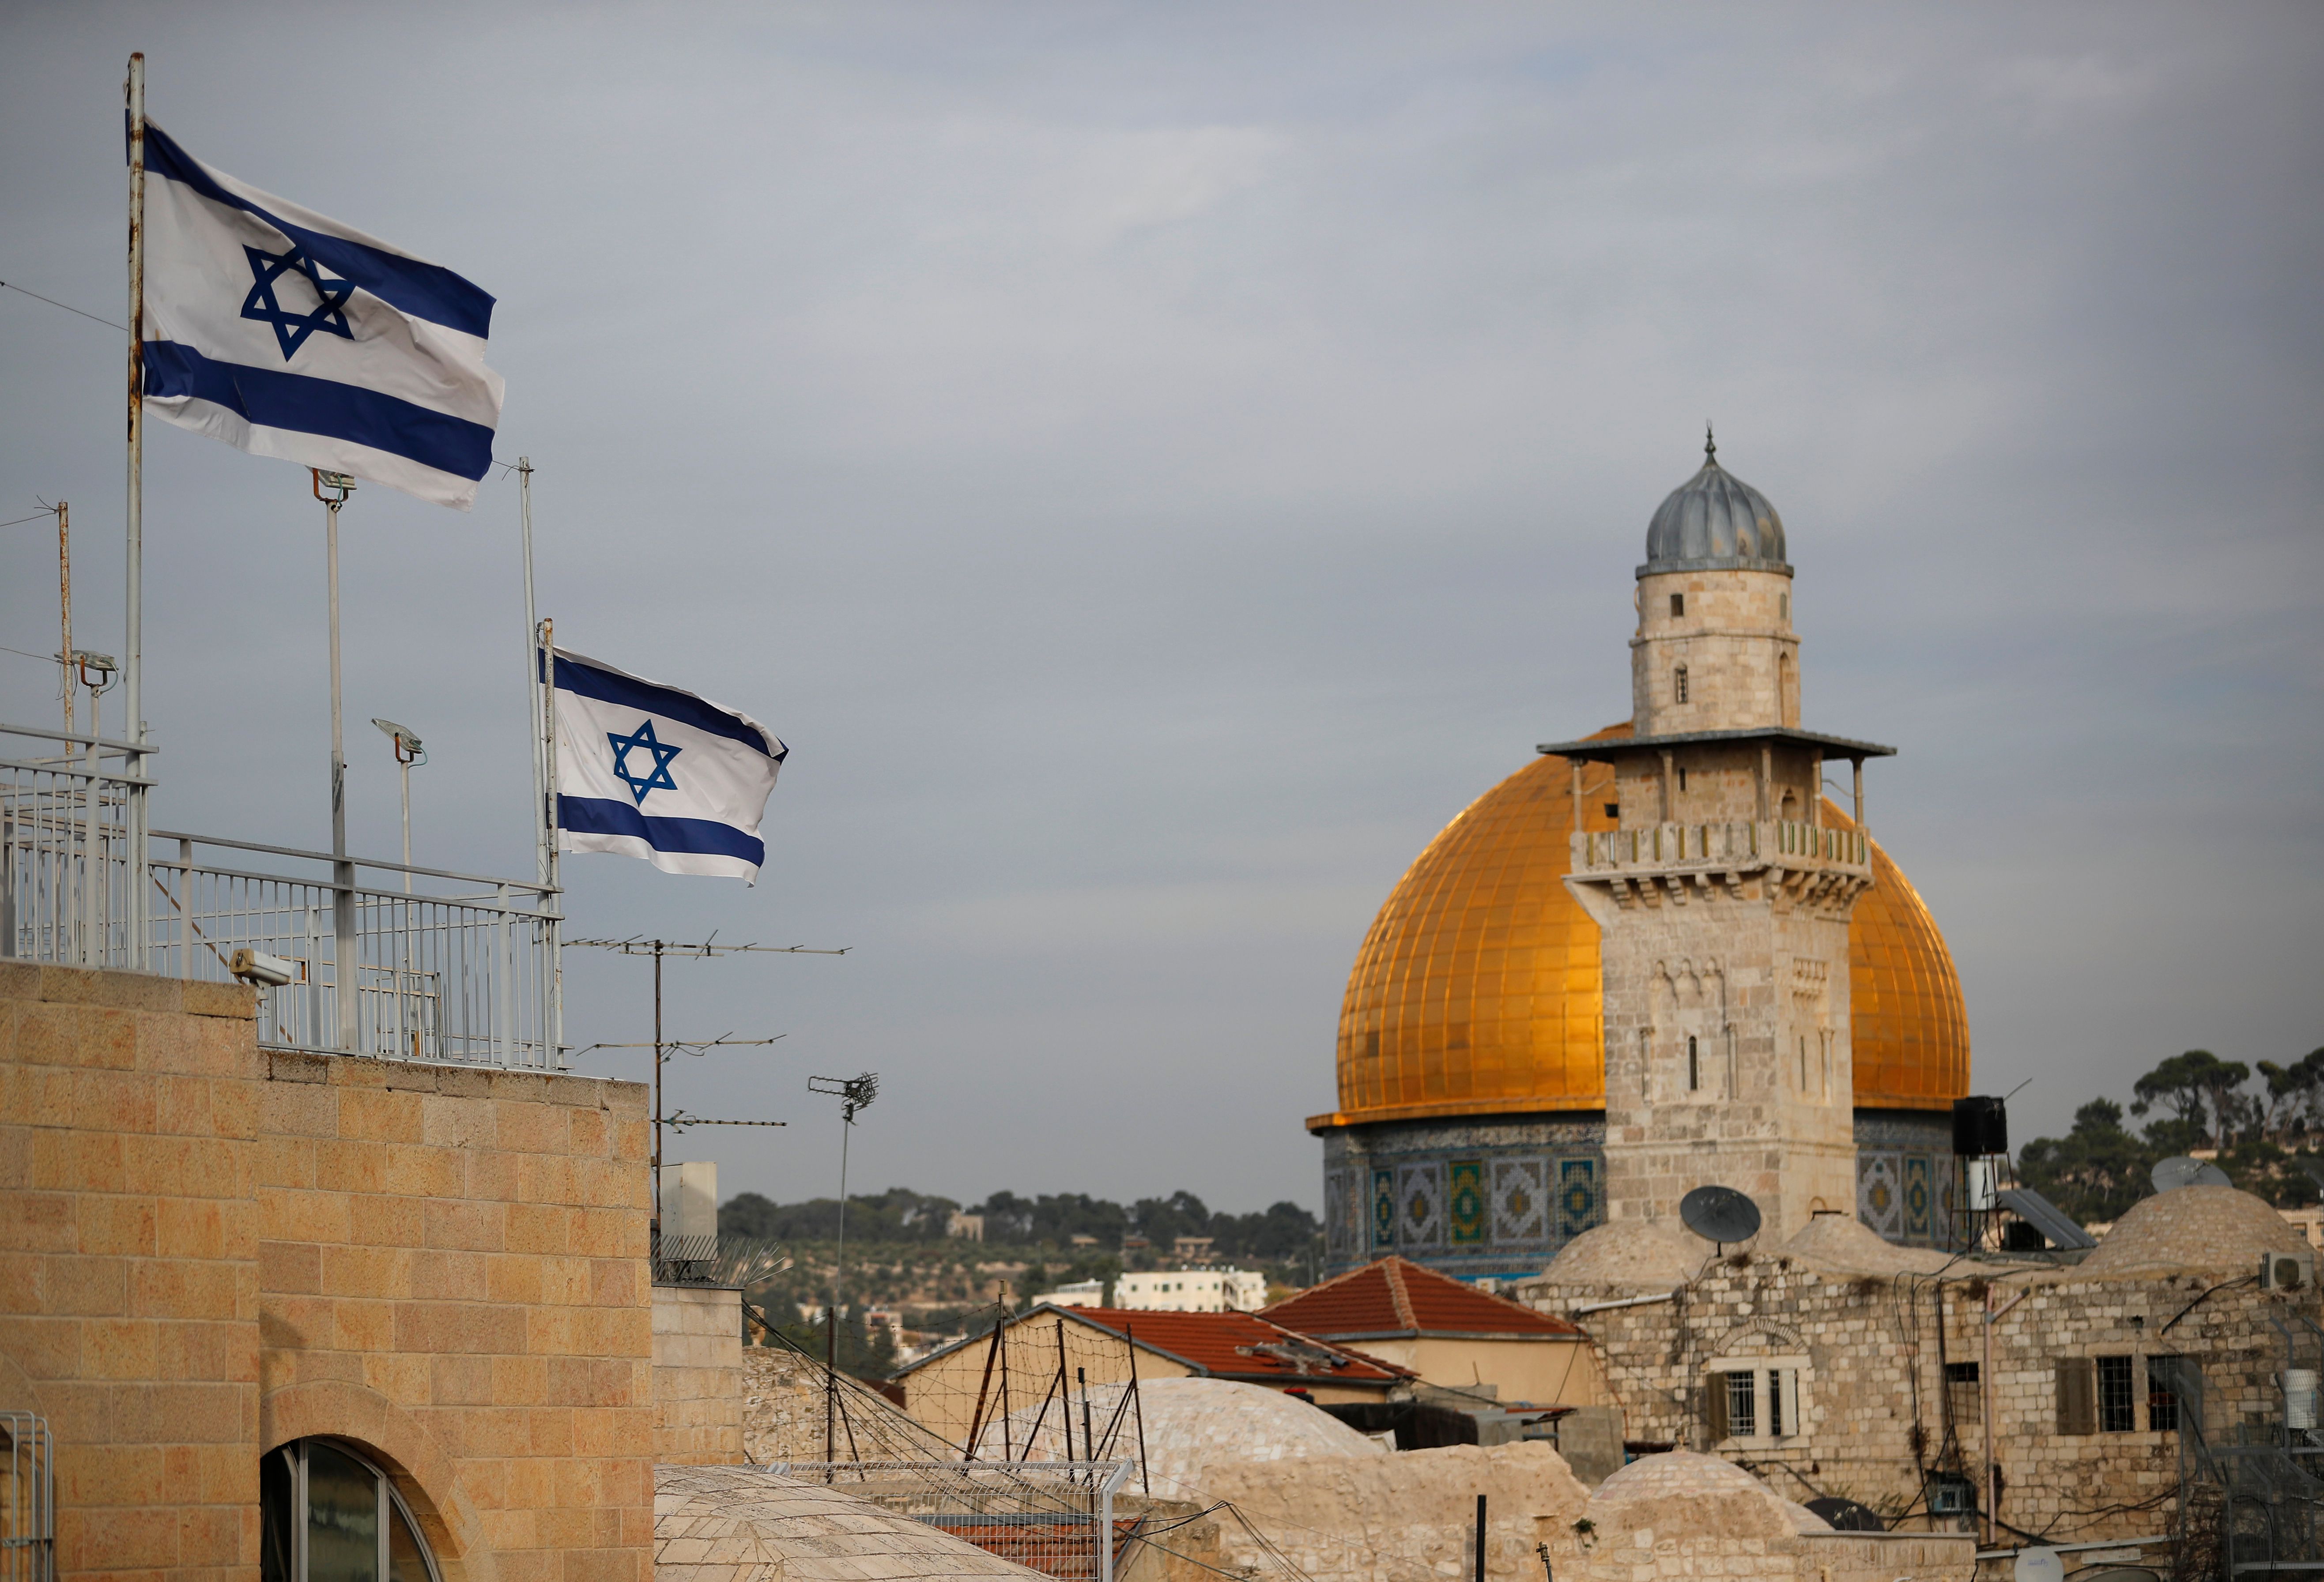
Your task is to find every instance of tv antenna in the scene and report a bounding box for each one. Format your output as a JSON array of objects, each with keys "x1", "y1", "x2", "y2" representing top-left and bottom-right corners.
[
  {"x1": 569, "y1": 934, "x2": 848, "y2": 1178},
  {"x1": 807, "y1": 1071, "x2": 879, "y2": 1469},
  {"x1": 1679, "y1": 1184, "x2": 1763, "y2": 1253}
]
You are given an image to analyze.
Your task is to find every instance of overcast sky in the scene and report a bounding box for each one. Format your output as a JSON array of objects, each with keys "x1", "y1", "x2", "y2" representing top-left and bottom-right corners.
[{"x1": 4, "y1": 3, "x2": 2319, "y2": 1217}]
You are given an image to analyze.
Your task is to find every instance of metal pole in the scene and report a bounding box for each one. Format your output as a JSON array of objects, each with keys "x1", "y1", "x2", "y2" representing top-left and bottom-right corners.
[
  {"x1": 58, "y1": 504, "x2": 71, "y2": 740},
  {"x1": 828, "y1": 1104, "x2": 852, "y2": 1468},
  {"x1": 1474, "y1": 1494, "x2": 1487, "y2": 1582},
  {"x1": 652, "y1": 942, "x2": 664, "y2": 1175},
  {"x1": 1983, "y1": 1284, "x2": 1996, "y2": 1545},
  {"x1": 399, "y1": 755, "x2": 412, "y2": 893},
  {"x1": 325, "y1": 486, "x2": 356, "y2": 1050},
  {"x1": 124, "y1": 53, "x2": 149, "y2": 972},
  {"x1": 519, "y1": 459, "x2": 546, "y2": 885},
  {"x1": 540, "y1": 614, "x2": 562, "y2": 1066}
]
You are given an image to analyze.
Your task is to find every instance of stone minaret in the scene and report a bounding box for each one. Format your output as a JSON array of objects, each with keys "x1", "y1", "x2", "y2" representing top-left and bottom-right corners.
[{"x1": 1548, "y1": 435, "x2": 1890, "y2": 1244}]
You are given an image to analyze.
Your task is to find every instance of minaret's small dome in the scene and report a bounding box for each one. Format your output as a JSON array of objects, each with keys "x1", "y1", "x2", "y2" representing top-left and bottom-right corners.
[{"x1": 1642, "y1": 431, "x2": 1791, "y2": 575}]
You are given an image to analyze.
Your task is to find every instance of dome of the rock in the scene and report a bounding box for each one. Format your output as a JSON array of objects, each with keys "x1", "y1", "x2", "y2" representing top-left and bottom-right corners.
[{"x1": 1319, "y1": 724, "x2": 1969, "y2": 1130}]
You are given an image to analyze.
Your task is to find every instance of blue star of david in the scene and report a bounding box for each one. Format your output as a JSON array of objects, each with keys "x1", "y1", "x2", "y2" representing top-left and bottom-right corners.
[
  {"x1": 607, "y1": 719, "x2": 683, "y2": 805},
  {"x1": 240, "y1": 242, "x2": 355, "y2": 360}
]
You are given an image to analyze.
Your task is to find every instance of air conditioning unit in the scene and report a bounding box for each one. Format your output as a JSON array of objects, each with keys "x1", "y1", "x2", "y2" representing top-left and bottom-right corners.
[{"x1": 2262, "y1": 1249, "x2": 2316, "y2": 1292}]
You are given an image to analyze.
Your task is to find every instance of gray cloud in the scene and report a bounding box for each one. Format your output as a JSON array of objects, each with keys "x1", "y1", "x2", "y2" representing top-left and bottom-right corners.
[{"x1": 2, "y1": 2, "x2": 2318, "y2": 1212}]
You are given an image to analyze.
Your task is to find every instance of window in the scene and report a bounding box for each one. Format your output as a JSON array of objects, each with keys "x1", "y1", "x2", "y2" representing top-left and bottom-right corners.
[
  {"x1": 1670, "y1": 593, "x2": 1685, "y2": 617},
  {"x1": 2149, "y1": 1355, "x2": 2185, "y2": 1432},
  {"x1": 2098, "y1": 1355, "x2": 2138, "y2": 1432},
  {"x1": 1799, "y1": 1036, "x2": 1808, "y2": 1092},
  {"x1": 1603, "y1": 803, "x2": 1620, "y2": 820},
  {"x1": 1686, "y1": 1036, "x2": 1700, "y2": 1092},
  {"x1": 1779, "y1": 594, "x2": 1788, "y2": 622},
  {"x1": 1945, "y1": 1361, "x2": 1981, "y2": 1426},
  {"x1": 1674, "y1": 666, "x2": 1690, "y2": 703},
  {"x1": 1707, "y1": 1365, "x2": 1802, "y2": 1443},
  {"x1": 2057, "y1": 1359, "x2": 2096, "y2": 1434},
  {"x1": 263, "y1": 1440, "x2": 439, "y2": 1582},
  {"x1": 1677, "y1": 767, "x2": 1688, "y2": 791}
]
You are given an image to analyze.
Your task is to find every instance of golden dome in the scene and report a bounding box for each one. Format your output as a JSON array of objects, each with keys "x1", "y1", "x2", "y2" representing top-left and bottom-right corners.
[{"x1": 1317, "y1": 723, "x2": 1969, "y2": 1130}]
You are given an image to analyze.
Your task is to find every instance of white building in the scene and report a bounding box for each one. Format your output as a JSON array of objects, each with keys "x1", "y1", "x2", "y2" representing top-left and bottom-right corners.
[
  {"x1": 1114, "y1": 1268, "x2": 1267, "y2": 1312},
  {"x1": 1045, "y1": 1279, "x2": 1106, "y2": 1307}
]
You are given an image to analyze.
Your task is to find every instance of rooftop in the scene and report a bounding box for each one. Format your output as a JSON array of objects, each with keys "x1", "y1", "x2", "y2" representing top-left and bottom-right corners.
[
  {"x1": 1263, "y1": 1256, "x2": 1584, "y2": 1340},
  {"x1": 1056, "y1": 1305, "x2": 1415, "y2": 1386},
  {"x1": 1537, "y1": 725, "x2": 1895, "y2": 764}
]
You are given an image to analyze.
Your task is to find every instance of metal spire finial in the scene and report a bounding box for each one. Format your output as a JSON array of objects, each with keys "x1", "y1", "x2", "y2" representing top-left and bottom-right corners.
[{"x1": 1704, "y1": 422, "x2": 1717, "y2": 464}]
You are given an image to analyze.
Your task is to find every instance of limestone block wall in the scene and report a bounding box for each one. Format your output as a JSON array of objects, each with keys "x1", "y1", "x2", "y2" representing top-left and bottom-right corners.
[
  {"x1": 0, "y1": 962, "x2": 264, "y2": 1582},
  {"x1": 257, "y1": 1049, "x2": 655, "y2": 1582},
  {"x1": 1199, "y1": 1441, "x2": 1590, "y2": 1582},
  {"x1": 0, "y1": 961, "x2": 659, "y2": 1582},
  {"x1": 1522, "y1": 1258, "x2": 2320, "y2": 1542},
  {"x1": 652, "y1": 1284, "x2": 742, "y2": 1465}
]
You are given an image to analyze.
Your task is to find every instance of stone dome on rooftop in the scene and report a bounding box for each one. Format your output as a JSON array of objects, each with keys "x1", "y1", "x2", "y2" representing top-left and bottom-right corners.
[
  {"x1": 1641, "y1": 432, "x2": 1792, "y2": 575},
  {"x1": 2079, "y1": 1183, "x2": 2309, "y2": 1278}
]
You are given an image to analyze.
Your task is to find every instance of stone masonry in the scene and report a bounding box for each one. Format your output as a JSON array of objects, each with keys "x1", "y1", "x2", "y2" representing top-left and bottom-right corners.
[
  {"x1": 0, "y1": 961, "x2": 658, "y2": 1582},
  {"x1": 1523, "y1": 1247, "x2": 2321, "y2": 1542}
]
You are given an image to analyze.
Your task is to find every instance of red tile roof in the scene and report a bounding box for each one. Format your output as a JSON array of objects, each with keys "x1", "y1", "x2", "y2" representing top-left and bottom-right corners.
[
  {"x1": 1260, "y1": 1257, "x2": 1583, "y2": 1341},
  {"x1": 1048, "y1": 1307, "x2": 1414, "y2": 1387}
]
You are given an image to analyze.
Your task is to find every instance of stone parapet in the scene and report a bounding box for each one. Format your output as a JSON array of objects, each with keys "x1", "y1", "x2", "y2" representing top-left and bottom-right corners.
[{"x1": 652, "y1": 1284, "x2": 743, "y2": 1465}]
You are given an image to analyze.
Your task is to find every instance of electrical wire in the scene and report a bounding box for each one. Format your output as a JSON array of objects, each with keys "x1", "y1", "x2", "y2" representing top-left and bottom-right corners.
[
  {"x1": 0, "y1": 279, "x2": 126, "y2": 330},
  {"x1": 0, "y1": 511, "x2": 59, "y2": 529}
]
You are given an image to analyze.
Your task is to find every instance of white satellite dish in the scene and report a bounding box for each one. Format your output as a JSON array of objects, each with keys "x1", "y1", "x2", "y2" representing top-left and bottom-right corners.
[
  {"x1": 2016, "y1": 1549, "x2": 2065, "y2": 1582},
  {"x1": 2151, "y1": 1156, "x2": 2232, "y2": 1193}
]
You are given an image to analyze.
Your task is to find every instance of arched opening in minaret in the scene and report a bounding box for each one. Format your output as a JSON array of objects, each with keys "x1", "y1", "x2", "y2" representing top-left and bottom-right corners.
[
  {"x1": 1687, "y1": 1035, "x2": 1700, "y2": 1092},
  {"x1": 1780, "y1": 788, "x2": 1798, "y2": 821},
  {"x1": 1674, "y1": 665, "x2": 1689, "y2": 704}
]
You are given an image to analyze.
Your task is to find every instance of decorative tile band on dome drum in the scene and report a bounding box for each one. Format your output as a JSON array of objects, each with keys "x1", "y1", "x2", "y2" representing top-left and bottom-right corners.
[
  {"x1": 1320, "y1": 1116, "x2": 1607, "y2": 1280},
  {"x1": 1318, "y1": 1110, "x2": 1966, "y2": 1278},
  {"x1": 1854, "y1": 1110, "x2": 1964, "y2": 1251}
]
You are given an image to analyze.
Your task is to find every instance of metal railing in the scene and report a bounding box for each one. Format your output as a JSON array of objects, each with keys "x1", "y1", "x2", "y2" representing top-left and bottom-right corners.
[
  {"x1": 1573, "y1": 819, "x2": 1870, "y2": 872},
  {"x1": 3, "y1": 721, "x2": 561, "y2": 1069},
  {"x1": 759, "y1": 1461, "x2": 1134, "y2": 1582},
  {"x1": 0, "y1": 1412, "x2": 53, "y2": 1582},
  {"x1": 0, "y1": 724, "x2": 148, "y2": 971}
]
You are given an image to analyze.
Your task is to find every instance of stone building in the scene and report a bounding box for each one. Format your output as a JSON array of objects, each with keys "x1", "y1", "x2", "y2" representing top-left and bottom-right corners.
[
  {"x1": 1311, "y1": 437, "x2": 1973, "y2": 1277},
  {"x1": 1518, "y1": 1184, "x2": 2321, "y2": 1543},
  {"x1": 0, "y1": 958, "x2": 762, "y2": 1582}
]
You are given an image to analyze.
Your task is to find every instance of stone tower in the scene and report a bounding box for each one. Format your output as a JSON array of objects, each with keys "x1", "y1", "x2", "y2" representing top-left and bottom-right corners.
[{"x1": 1546, "y1": 435, "x2": 1891, "y2": 1243}]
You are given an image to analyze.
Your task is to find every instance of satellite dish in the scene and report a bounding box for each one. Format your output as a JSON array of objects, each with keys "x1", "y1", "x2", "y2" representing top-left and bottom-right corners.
[
  {"x1": 1680, "y1": 1186, "x2": 1762, "y2": 1248},
  {"x1": 2015, "y1": 1549, "x2": 2066, "y2": 1582},
  {"x1": 1804, "y1": 1496, "x2": 1884, "y2": 1533},
  {"x1": 2151, "y1": 1157, "x2": 2232, "y2": 1193},
  {"x1": 2294, "y1": 1156, "x2": 2324, "y2": 1200}
]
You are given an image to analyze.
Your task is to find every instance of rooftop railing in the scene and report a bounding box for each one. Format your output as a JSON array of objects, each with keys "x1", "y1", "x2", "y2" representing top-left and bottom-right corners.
[
  {"x1": 1, "y1": 721, "x2": 561, "y2": 1068},
  {"x1": 1572, "y1": 819, "x2": 1869, "y2": 873}
]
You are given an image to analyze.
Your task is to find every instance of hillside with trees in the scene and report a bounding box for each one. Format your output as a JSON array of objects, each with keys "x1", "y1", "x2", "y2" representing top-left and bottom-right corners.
[
  {"x1": 2018, "y1": 1046, "x2": 2324, "y2": 1223},
  {"x1": 715, "y1": 1186, "x2": 1325, "y2": 1362}
]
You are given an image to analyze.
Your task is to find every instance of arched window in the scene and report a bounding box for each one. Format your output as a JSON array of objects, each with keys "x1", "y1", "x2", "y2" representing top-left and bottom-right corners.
[
  {"x1": 262, "y1": 1440, "x2": 440, "y2": 1582},
  {"x1": 1674, "y1": 665, "x2": 1689, "y2": 704},
  {"x1": 1686, "y1": 1035, "x2": 1700, "y2": 1092}
]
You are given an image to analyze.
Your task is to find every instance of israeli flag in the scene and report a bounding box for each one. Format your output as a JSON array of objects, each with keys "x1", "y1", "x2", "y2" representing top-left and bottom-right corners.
[
  {"x1": 140, "y1": 122, "x2": 504, "y2": 509},
  {"x1": 549, "y1": 648, "x2": 788, "y2": 883}
]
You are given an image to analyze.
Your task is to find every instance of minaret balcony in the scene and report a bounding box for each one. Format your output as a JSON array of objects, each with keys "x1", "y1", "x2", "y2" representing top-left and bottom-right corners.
[{"x1": 1569, "y1": 820, "x2": 1870, "y2": 911}]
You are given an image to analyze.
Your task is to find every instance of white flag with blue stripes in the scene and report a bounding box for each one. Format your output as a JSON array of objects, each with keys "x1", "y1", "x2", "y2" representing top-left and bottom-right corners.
[
  {"x1": 140, "y1": 122, "x2": 504, "y2": 509},
  {"x1": 549, "y1": 648, "x2": 788, "y2": 882}
]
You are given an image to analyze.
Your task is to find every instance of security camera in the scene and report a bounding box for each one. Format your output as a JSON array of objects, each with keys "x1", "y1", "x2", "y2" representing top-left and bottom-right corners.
[{"x1": 229, "y1": 949, "x2": 296, "y2": 988}]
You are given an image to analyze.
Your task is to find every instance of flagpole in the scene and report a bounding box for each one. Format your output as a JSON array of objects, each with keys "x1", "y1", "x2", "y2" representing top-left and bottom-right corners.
[
  {"x1": 313, "y1": 470, "x2": 358, "y2": 1050},
  {"x1": 520, "y1": 458, "x2": 546, "y2": 885},
  {"x1": 124, "y1": 53, "x2": 149, "y2": 971}
]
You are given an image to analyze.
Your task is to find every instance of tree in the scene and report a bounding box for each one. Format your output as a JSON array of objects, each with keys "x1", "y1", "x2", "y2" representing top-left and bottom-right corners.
[
  {"x1": 2257, "y1": 1048, "x2": 2324, "y2": 1144},
  {"x1": 2018, "y1": 1099, "x2": 2156, "y2": 1224},
  {"x1": 2131, "y1": 1051, "x2": 2251, "y2": 1149}
]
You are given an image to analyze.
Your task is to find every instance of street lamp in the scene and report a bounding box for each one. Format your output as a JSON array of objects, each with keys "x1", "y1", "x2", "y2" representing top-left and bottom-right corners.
[{"x1": 370, "y1": 718, "x2": 425, "y2": 892}]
